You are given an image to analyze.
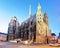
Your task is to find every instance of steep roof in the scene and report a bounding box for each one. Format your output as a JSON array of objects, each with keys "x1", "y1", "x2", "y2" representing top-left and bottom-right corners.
[{"x1": 21, "y1": 14, "x2": 36, "y2": 26}]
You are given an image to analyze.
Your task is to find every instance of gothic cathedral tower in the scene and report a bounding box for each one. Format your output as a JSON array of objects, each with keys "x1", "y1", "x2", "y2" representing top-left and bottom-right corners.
[
  {"x1": 36, "y1": 4, "x2": 51, "y2": 43},
  {"x1": 36, "y1": 4, "x2": 44, "y2": 43}
]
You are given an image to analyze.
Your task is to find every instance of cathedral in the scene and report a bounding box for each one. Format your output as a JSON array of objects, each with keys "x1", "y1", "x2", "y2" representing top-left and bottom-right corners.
[{"x1": 7, "y1": 4, "x2": 51, "y2": 43}]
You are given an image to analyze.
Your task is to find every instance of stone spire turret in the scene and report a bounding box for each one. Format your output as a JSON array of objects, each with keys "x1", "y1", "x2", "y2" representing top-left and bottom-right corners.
[
  {"x1": 44, "y1": 13, "x2": 48, "y2": 25},
  {"x1": 37, "y1": 3, "x2": 41, "y2": 11},
  {"x1": 29, "y1": 5, "x2": 32, "y2": 17},
  {"x1": 36, "y1": 3, "x2": 42, "y2": 17},
  {"x1": 10, "y1": 16, "x2": 17, "y2": 22}
]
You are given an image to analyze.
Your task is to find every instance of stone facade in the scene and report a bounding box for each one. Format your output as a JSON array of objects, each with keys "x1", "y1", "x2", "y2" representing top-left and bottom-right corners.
[
  {"x1": 19, "y1": 4, "x2": 51, "y2": 43},
  {"x1": 7, "y1": 4, "x2": 51, "y2": 43},
  {"x1": 7, "y1": 16, "x2": 20, "y2": 41},
  {"x1": 36, "y1": 4, "x2": 51, "y2": 43}
]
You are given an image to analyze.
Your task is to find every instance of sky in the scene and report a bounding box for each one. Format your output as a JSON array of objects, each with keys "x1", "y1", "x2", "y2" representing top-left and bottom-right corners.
[{"x1": 0, "y1": 0, "x2": 60, "y2": 36}]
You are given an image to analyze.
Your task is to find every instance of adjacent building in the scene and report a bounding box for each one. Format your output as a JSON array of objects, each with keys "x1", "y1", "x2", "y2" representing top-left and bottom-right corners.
[
  {"x1": 58, "y1": 33, "x2": 60, "y2": 44},
  {"x1": 48, "y1": 33, "x2": 57, "y2": 43},
  {"x1": 0, "y1": 32, "x2": 7, "y2": 41}
]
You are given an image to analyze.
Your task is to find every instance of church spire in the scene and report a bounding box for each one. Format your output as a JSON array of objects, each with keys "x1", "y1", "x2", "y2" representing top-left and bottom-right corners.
[
  {"x1": 37, "y1": 3, "x2": 41, "y2": 11},
  {"x1": 36, "y1": 3, "x2": 42, "y2": 17},
  {"x1": 29, "y1": 4, "x2": 32, "y2": 17},
  {"x1": 36, "y1": 3, "x2": 43, "y2": 23}
]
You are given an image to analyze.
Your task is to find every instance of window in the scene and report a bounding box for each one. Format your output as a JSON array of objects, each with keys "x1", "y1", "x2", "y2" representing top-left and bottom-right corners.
[
  {"x1": 40, "y1": 17, "x2": 41, "y2": 19},
  {"x1": 38, "y1": 21, "x2": 39, "y2": 23},
  {"x1": 31, "y1": 21, "x2": 33, "y2": 25},
  {"x1": 40, "y1": 14, "x2": 41, "y2": 16}
]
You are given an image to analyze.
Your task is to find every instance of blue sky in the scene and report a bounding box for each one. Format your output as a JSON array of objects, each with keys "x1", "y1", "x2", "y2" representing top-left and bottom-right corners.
[{"x1": 0, "y1": 0, "x2": 60, "y2": 36}]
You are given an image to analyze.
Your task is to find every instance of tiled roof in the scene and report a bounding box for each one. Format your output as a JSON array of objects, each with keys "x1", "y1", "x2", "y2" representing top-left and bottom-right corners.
[{"x1": 21, "y1": 14, "x2": 36, "y2": 26}]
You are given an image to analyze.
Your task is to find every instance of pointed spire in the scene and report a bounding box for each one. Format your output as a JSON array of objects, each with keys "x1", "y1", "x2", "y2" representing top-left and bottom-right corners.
[
  {"x1": 12, "y1": 16, "x2": 17, "y2": 21},
  {"x1": 44, "y1": 13, "x2": 48, "y2": 18},
  {"x1": 36, "y1": 3, "x2": 42, "y2": 16},
  {"x1": 37, "y1": 3, "x2": 41, "y2": 11},
  {"x1": 29, "y1": 4, "x2": 32, "y2": 17}
]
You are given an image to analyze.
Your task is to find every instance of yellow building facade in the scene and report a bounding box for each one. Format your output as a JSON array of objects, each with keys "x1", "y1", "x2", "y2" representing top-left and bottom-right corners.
[{"x1": 36, "y1": 4, "x2": 51, "y2": 43}]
